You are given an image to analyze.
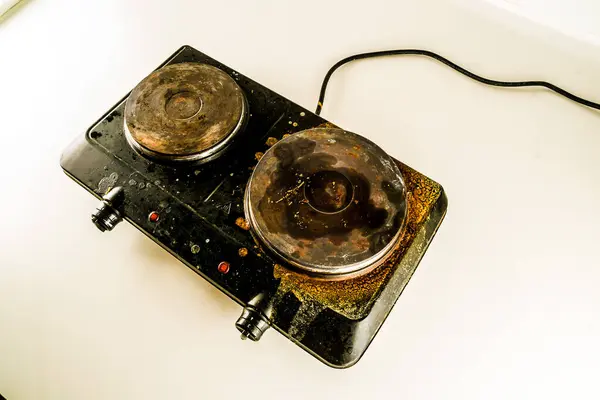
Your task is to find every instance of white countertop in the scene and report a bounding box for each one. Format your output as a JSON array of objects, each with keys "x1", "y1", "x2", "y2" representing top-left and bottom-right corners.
[{"x1": 1, "y1": 1, "x2": 599, "y2": 399}]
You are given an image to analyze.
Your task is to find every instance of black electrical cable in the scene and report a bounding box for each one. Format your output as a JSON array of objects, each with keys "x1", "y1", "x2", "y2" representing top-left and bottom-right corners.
[{"x1": 315, "y1": 49, "x2": 600, "y2": 115}]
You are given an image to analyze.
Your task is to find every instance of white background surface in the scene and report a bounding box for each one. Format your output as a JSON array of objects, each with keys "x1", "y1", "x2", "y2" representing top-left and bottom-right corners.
[
  {"x1": 485, "y1": 0, "x2": 600, "y2": 45},
  {"x1": 1, "y1": 0, "x2": 600, "y2": 399}
]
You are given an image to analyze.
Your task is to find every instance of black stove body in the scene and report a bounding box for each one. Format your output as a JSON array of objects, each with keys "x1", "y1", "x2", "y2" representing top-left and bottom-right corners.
[{"x1": 61, "y1": 45, "x2": 447, "y2": 368}]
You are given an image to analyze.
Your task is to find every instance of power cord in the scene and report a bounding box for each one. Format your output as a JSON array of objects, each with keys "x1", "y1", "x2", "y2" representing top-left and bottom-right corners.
[{"x1": 315, "y1": 49, "x2": 600, "y2": 115}]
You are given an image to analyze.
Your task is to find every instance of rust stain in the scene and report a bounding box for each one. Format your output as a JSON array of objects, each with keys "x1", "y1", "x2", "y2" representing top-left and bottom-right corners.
[
  {"x1": 273, "y1": 162, "x2": 442, "y2": 320},
  {"x1": 317, "y1": 121, "x2": 339, "y2": 129},
  {"x1": 238, "y1": 247, "x2": 249, "y2": 257},
  {"x1": 251, "y1": 128, "x2": 405, "y2": 274},
  {"x1": 235, "y1": 217, "x2": 250, "y2": 230},
  {"x1": 124, "y1": 63, "x2": 245, "y2": 156},
  {"x1": 265, "y1": 137, "x2": 279, "y2": 147},
  {"x1": 255, "y1": 152, "x2": 264, "y2": 161}
]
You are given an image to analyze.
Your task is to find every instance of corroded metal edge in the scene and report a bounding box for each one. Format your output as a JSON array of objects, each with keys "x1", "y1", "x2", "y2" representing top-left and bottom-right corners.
[
  {"x1": 289, "y1": 186, "x2": 447, "y2": 369},
  {"x1": 272, "y1": 162, "x2": 445, "y2": 321}
]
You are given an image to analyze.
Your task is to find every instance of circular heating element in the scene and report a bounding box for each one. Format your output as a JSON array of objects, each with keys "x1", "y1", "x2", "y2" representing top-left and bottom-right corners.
[
  {"x1": 244, "y1": 128, "x2": 408, "y2": 278},
  {"x1": 124, "y1": 62, "x2": 247, "y2": 163}
]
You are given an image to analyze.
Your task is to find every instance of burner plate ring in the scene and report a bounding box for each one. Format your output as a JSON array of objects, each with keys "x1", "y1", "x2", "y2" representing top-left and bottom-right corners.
[
  {"x1": 124, "y1": 62, "x2": 247, "y2": 164},
  {"x1": 245, "y1": 128, "x2": 408, "y2": 278}
]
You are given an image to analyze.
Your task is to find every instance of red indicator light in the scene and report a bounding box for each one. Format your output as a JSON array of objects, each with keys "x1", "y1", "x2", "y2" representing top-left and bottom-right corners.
[
  {"x1": 148, "y1": 211, "x2": 160, "y2": 222},
  {"x1": 218, "y1": 261, "x2": 230, "y2": 274}
]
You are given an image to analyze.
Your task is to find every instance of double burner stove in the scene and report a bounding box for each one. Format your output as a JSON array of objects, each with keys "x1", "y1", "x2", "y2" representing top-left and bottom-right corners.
[{"x1": 60, "y1": 45, "x2": 447, "y2": 368}]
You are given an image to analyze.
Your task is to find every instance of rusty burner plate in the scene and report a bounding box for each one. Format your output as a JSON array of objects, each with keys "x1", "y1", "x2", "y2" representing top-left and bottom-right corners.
[
  {"x1": 124, "y1": 62, "x2": 247, "y2": 163},
  {"x1": 245, "y1": 128, "x2": 408, "y2": 278}
]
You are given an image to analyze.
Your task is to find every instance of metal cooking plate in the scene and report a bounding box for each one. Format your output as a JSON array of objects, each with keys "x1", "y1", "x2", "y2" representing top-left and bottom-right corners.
[
  {"x1": 245, "y1": 128, "x2": 408, "y2": 277},
  {"x1": 124, "y1": 62, "x2": 246, "y2": 163}
]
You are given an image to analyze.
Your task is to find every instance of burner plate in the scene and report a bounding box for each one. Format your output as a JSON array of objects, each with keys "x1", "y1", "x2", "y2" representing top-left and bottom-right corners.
[
  {"x1": 124, "y1": 62, "x2": 247, "y2": 163},
  {"x1": 245, "y1": 128, "x2": 408, "y2": 278}
]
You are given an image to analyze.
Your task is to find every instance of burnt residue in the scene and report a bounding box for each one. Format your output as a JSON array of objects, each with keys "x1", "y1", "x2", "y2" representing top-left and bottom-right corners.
[
  {"x1": 265, "y1": 137, "x2": 278, "y2": 147},
  {"x1": 257, "y1": 138, "x2": 391, "y2": 253},
  {"x1": 288, "y1": 299, "x2": 325, "y2": 341},
  {"x1": 274, "y1": 162, "x2": 442, "y2": 320},
  {"x1": 249, "y1": 129, "x2": 407, "y2": 272},
  {"x1": 124, "y1": 63, "x2": 246, "y2": 156},
  {"x1": 382, "y1": 180, "x2": 405, "y2": 203},
  {"x1": 235, "y1": 217, "x2": 250, "y2": 230}
]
